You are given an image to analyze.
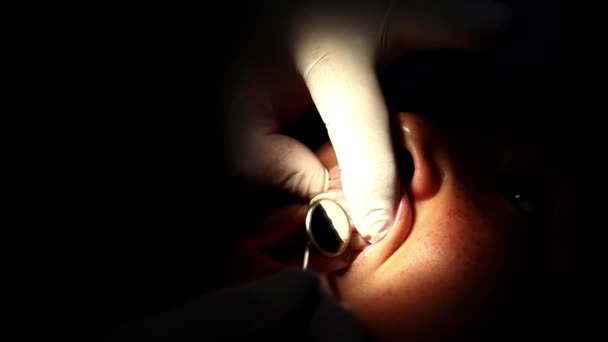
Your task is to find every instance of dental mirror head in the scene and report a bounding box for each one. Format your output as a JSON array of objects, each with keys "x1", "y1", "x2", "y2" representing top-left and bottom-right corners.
[{"x1": 305, "y1": 198, "x2": 351, "y2": 257}]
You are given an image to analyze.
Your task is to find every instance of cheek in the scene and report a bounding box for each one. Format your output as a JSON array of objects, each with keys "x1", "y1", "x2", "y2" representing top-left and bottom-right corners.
[{"x1": 339, "y1": 196, "x2": 519, "y2": 339}]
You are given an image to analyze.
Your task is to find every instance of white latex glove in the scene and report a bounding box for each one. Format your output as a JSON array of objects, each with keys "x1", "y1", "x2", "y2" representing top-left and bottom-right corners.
[{"x1": 224, "y1": 0, "x2": 510, "y2": 243}]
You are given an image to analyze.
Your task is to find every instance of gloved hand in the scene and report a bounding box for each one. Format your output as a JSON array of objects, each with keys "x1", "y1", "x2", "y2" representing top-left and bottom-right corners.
[{"x1": 224, "y1": 0, "x2": 510, "y2": 243}]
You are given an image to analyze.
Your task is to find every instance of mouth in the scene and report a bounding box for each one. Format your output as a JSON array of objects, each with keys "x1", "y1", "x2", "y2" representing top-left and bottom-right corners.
[
  {"x1": 328, "y1": 136, "x2": 418, "y2": 272},
  {"x1": 235, "y1": 122, "x2": 422, "y2": 278},
  {"x1": 282, "y1": 160, "x2": 415, "y2": 274},
  {"x1": 230, "y1": 113, "x2": 439, "y2": 286},
  {"x1": 349, "y1": 191, "x2": 413, "y2": 270}
]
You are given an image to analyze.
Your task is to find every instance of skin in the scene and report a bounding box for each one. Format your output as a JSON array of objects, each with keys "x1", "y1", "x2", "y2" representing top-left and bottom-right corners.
[
  {"x1": 315, "y1": 112, "x2": 575, "y2": 340},
  {"x1": 232, "y1": 111, "x2": 577, "y2": 340}
]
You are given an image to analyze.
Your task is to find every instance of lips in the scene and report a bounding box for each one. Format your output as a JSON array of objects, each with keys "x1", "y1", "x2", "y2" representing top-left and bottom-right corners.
[
  {"x1": 305, "y1": 166, "x2": 416, "y2": 273},
  {"x1": 350, "y1": 191, "x2": 413, "y2": 269},
  {"x1": 228, "y1": 187, "x2": 359, "y2": 280},
  {"x1": 228, "y1": 187, "x2": 412, "y2": 285}
]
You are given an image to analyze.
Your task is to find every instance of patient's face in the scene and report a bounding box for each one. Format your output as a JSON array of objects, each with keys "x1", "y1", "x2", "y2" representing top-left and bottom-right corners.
[{"x1": 314, "y1": 112, "x2": 573, "y2": 340}]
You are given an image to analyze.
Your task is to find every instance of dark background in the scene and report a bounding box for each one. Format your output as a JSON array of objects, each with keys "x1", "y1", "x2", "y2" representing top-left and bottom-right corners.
[{"x1": 48, "y1": 0, "x2": 596, "y2": 339}]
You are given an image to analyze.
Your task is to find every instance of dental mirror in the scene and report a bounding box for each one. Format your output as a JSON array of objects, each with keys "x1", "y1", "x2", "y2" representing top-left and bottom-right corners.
[{"x1": 305, "y1": 198, "x2": 351, "y2": 258}]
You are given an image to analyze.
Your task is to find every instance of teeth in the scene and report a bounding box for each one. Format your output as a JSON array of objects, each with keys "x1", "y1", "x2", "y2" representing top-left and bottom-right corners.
[
  {"x1": 322, "y1": 167, "x2": 330, "y2": 193},
  {"x1": 310, "y1": 190, "x2": 349, "y2": 220},
  {"x1": 310, "y1": 189, "x2": 346, "y2": 202},
  {"x1": 328, "y1": 166, "x2": 342, "y2": 191}
]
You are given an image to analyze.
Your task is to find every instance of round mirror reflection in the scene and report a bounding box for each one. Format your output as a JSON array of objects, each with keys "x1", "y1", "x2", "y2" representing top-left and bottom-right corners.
[{"x1": 306, "y1": 198, "x2": 351, "y2": 257}]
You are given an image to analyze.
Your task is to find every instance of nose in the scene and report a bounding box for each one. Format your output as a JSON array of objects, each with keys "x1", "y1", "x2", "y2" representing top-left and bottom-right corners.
[{"x1": 394, "y1": 112, "x2": 444, "y2": 201}]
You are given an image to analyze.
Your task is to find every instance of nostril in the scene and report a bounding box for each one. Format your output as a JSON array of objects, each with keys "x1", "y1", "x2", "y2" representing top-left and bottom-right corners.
[{"x1": 396, "y1": 146, "x2": 415, "y2": 186}]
